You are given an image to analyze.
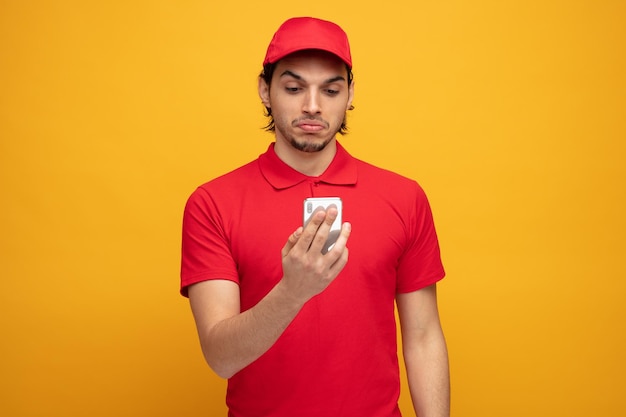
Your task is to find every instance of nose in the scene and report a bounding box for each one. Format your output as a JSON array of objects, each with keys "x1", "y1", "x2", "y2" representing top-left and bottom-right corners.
[{"x1": 302, "y1": 89, "x2": 321, "y2": 115}]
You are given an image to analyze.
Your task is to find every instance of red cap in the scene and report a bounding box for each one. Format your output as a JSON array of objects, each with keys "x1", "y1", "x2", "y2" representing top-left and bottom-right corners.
[{"x1": 263, "y1": 17, "x2": 352, "y2": 68}]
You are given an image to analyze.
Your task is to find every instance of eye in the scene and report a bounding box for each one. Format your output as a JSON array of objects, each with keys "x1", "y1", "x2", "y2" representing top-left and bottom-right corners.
[
  {"x1": 285, "y1": 86, "x2": 300, "y2": 93},
  {"x1": 325, "y1": 88, "x2": 340, "y2": 96}
]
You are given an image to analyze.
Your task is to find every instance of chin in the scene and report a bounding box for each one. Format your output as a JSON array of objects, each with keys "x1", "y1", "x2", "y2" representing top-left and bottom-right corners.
[{"x1": 290, "y1": 136, "x2": 333, "y2": 153}]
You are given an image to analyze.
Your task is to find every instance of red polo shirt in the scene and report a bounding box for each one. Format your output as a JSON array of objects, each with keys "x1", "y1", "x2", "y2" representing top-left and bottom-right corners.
[{"x1": 181, "y1": 141, "x2": 444, "y2": 417}]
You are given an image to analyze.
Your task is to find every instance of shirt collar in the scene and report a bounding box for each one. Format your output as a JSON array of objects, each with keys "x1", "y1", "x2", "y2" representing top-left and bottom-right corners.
[{"x1": 259, "y1": 141, "x2": 358, "y2": 190}]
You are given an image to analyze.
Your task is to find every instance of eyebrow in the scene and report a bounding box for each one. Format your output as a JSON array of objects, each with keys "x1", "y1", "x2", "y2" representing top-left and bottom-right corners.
[{"x1": 280, "y1": 70, "x2": 346, "y2": 84}]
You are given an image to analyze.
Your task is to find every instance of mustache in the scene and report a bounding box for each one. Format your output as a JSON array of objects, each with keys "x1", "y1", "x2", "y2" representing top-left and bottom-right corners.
[{"x1": 292, "y1": 116, "x2": 329, "y2": 128}]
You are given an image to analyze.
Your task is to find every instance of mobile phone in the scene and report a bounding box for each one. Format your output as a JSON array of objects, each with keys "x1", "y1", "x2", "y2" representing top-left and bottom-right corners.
[{"x1": 303, "y1": 197, "x2": 343, "y2": 254}]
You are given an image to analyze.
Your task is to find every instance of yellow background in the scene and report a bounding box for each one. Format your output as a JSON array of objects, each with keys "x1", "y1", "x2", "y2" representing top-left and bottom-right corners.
[{"x1": 1, "y1": 1, "x2": 624, "y2": 416}]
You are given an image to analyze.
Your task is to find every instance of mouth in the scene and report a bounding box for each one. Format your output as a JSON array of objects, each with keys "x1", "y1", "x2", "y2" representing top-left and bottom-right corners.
[
  {"x1": 298, "y1": 123, "x2": 324, "y2": 132},
  {"x1": 294, "y1": 118, "x2": 328, "y2": 132}
]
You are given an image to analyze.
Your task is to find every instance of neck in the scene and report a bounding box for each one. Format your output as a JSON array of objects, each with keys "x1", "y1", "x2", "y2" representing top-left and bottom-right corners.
[{"x1": 274, "y1": 138, "x2": 338, "y2": 177}]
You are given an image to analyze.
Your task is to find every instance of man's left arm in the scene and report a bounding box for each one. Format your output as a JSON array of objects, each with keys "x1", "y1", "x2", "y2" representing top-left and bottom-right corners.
[{"x1": 396, "y1": 283, "x2": 450, "y2": 417}]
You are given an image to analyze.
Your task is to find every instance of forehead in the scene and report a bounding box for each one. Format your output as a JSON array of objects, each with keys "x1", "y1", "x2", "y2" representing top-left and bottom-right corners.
[{"x1": 273, "y1": 50, "x2": 349, "y2": 82}]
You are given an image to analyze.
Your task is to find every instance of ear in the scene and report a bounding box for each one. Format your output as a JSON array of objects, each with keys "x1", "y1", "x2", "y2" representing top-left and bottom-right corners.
[
  {"x1": 258, "y1": 77, "x2": 271, "y2": 108},
  {"x1": 346, "y1": 80, "x2": 355, "y2": 111}
]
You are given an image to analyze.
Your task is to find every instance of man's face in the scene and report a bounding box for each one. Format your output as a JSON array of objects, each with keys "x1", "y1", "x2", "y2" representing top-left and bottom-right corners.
[{"x1": 259, "y1": 50, "x2": 354, "y2": 153}]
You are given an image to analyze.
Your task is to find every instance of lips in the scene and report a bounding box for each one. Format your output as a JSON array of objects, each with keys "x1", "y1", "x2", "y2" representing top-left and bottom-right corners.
[
  {"x1": 294, "y1": 118, "x2": 328, "y2": 132},
  {"x1": 298, "y1": 122, "x2": 324, "y2": 132}
]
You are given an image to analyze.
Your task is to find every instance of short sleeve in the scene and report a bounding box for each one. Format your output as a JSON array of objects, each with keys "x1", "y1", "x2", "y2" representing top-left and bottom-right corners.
[
  {"x1": 180, "y1": 187, "x2": 239, "y2": 297},
  {"x1": 395, "y1": 184, "x2": 445, "y2": 293}
]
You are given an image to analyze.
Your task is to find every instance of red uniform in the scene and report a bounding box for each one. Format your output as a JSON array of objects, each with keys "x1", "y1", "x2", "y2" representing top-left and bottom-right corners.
[{"x1": 181, "y1": 141, "x2": 445, "y2": 417}]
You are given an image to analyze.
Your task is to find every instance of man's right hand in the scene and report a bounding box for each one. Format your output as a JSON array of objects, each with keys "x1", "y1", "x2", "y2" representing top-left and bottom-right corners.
[
  {"x1": 279, "y1": 206, "x2": 351, "y2": 305},
  {"x1": 188, "y1": 207, "x2": 350, "y2": 379}
]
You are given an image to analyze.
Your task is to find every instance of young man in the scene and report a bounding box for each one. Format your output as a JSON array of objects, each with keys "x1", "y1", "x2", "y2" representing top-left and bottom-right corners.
[{"x1": 181, "y1": 17, "x2": 450, "y2": 417}]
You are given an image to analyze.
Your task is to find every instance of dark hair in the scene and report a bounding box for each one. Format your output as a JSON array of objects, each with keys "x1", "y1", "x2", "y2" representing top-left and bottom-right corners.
[{"x1": 259, "y1": 62, "x2": 354, "y2": 134}]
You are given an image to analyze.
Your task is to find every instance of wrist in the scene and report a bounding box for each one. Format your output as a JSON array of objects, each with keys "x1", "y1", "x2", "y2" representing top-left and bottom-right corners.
[{"x1": 274, "y1": 278, "x2": 308, "y2": 313}]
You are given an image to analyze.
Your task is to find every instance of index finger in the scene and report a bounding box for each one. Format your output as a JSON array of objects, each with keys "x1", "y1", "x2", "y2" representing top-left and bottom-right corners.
[{"x1": 326, "y1": 221, "x2": 351, "y2": 256}]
